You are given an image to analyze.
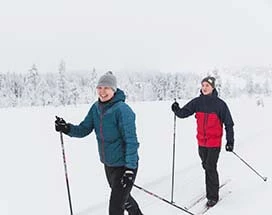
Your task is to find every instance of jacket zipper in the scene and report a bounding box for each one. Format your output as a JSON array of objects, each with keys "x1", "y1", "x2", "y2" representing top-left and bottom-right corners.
[
  {"x1": 99, "y1": 105, "x2": 105, "y2": 163},
  {"x1": 203, "y1": 113, "x2": 208, "y2": 146}
]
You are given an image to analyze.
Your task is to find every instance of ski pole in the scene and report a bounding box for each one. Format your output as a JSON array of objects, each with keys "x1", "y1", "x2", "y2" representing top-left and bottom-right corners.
[
  {"x1": 133, "y1": 184, "x2": 195, "y2": 215},
  {"x1": 232, "y1": 151, "x2": 267, "y2": 182},
  {"x1": 171, "y1": 98, "x2": 177, "y2": 203},
  {"x1": 59, "y1": 131, "x2": 74, "y2": 215}
]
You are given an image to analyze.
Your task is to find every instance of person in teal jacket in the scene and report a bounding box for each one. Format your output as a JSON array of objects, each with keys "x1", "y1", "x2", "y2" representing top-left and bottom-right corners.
[{"x1": 55, "y1": 71, "x2": 143, "y2": 215}]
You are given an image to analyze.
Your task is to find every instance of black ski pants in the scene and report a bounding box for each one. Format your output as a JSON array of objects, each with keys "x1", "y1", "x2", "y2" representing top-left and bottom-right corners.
[
  {"x1": 198, "y1": 146, "x2": 221, "y2": 201},
  {"x1": 104, "y1": 165, "x2": 142, "y2": 215}
]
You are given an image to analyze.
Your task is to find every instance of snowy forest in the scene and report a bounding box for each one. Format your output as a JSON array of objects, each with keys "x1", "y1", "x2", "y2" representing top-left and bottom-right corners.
[{"x1": 0, "y1": 61, "x2": 272, "y2": 108}]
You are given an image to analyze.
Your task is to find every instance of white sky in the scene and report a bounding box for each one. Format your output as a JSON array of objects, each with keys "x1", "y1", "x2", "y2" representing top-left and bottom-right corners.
[{"x1": 1, "y1": 0, "x2": 272, "y2": 74}]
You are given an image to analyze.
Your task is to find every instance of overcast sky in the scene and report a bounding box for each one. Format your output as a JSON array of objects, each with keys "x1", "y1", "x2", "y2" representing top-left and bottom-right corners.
[{"x1": 1, "y1": 0, "x2": 272, "y2": 74}]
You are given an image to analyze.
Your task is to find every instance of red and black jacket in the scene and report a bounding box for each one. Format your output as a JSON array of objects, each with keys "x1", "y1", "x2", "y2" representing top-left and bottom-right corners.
[{"x1": 174, "y1": 89, "x2": 234, "y2": 148}]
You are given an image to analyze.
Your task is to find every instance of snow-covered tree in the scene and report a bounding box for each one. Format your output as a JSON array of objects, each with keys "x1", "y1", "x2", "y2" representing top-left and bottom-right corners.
[
  {"x1": 211, "y1": 69, "x2": 222, "y2": 96},
  {"x1": 2, "y1": 73, "x2": 23, "y2": 107},
  {"x1": 1, "y1": 66, "x2": 272, "y2": 108},
  {"x1": 56, "y1": 60, "x2": 69, "y2": 106},
  {"x1": 90, "y1": 68, "x2": 98, "y2": 99},
  {"x1": 245, "y1": 78, "x2": 254, "y2": 96},
  {"x1": 36, "y1": 78, "x2": 52, "y2": 106}
]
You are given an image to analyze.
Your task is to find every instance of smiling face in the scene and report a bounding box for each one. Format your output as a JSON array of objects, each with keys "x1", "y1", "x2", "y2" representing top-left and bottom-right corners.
[
  {"x1": 201, "y1": 81, "x2": 214, "y2": 95},
  {"x1": 96, "y1": 86, "x2": 115, "y2": 102}
]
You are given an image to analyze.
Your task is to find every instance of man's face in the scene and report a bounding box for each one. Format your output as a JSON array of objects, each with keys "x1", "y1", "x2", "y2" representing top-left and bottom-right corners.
[
  {"x1": 96, "y1": 86, "x2": 115, "y2": 102},
  {"x1": 201, "y1": 82, "x2": 214, "y2": 95}
]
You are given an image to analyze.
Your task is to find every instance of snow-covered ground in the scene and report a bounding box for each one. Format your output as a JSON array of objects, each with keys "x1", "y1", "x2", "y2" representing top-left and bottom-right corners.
[{"x1": 2, "y1": 97, "x2": 271, "y2": 214}]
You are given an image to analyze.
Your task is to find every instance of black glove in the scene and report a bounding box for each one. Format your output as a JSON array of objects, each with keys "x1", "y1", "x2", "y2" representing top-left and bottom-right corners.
[
  {"x1": 121, "y1": 168, "x2": 135, "y2": 188},
  {"x1": 171, "y1": 101, "x2": 180, "y2": 112},
  {"x1": 55, "y1": 116, "x2": 70, "y2": 134},
  {"x1": 225, "y1": 142, "x2": 234, "y2": 152}
]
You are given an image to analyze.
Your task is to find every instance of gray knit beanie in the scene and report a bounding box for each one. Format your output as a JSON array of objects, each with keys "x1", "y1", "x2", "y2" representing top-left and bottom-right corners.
[
  {"x1": 201, "y1": 76, "x2": 216, "y2": 88},
  {"x1": 97, "y1": 71, "x2": 117, "y2": 92}
]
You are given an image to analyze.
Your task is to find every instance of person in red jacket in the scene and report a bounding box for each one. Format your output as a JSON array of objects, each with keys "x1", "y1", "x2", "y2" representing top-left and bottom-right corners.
[{"x1": 171, "y1": 76, "x2": 234, "y2": 207}]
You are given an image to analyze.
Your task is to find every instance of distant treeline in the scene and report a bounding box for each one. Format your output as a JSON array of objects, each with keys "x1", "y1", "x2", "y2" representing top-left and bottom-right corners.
[{"x1": 0, "y1": 62, "x2": 271, "y2": 108}]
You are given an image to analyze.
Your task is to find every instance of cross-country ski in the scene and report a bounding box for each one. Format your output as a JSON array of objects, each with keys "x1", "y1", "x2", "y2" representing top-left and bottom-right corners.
[
  {"x1": 196, "y1": 190, "x2": 232, "y2": 215},
  {"x1": 185, "y1": 179, "x2": 231, "y2": 210}
]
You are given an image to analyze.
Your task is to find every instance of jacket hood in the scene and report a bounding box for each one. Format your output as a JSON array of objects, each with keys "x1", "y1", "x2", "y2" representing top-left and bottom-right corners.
[
  {"x1": 111, "y1": 88, "x2": 126, "y2": 103},
  {"x1": 98, "y1": 88, "x2": 126, "y2": 107}
]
